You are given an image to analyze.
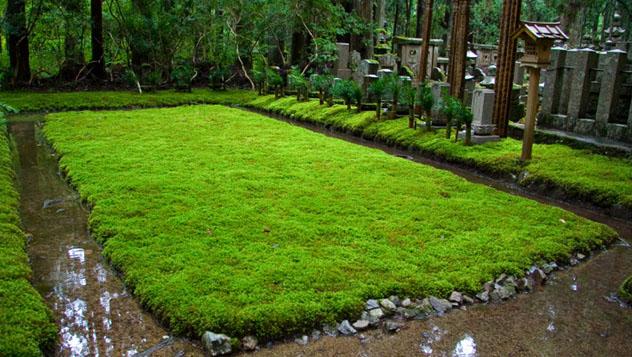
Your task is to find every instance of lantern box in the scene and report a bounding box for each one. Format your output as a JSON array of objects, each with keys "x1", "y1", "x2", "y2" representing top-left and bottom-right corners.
[{"x1": 512, "y1": 21, "x2": 568, "y2": 68}]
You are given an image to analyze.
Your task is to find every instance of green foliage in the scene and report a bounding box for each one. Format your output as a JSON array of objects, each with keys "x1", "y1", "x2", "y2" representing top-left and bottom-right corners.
[
  {"x1": 266, "y1": 69, "x2": 284, "y2": 98},
  {"x1": 0, "y1": 103, "x2": 18, "y2": 127},
  {"x1": 45, "y1": 105, "x2": 615, "y2": 340},
  {"x1": 332, "y1": 80, "x2": 360, "y2": 111},
  {"x1": 209, "y1": 67, "x2": 230, "y2": 91},
  {"x1": 368, "y1": 77, "x2": 387, "y2": 120},
  {"x1": 171, "y1": 62, "x2": 195, "y2": 92},
  {"x1": 384, "y1": 74, "x2": 403, "y2": 119},
  {"x1": 310, "y1": 74, "x2": 334, "y2": 105},
  {"x1": 246, "y1": 95, "x2": 632, "y2": 212},
  {"x1": 440, "y1": 96, "x2": 460, "y2": 139},
  {"x1": 0, "y1": 126, "x2": 56, "y2": 355},
  {"x1": 288, "y1": 67, "x2": 309, "y2": 102},
  {"x1": 252, "y1": 58, "x2": 268, "y2": 95}
]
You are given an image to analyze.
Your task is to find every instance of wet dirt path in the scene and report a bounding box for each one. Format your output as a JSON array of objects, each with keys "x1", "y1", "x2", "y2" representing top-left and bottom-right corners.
[
  {"x1": 247, "y1": 241, "x2": 632, "y2": 356},
  {"x1": 10, "y1": 121, "x2": 203, "y2": 356}
]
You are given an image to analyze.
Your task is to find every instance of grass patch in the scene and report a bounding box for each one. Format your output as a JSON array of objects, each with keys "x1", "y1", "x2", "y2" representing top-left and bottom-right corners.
[
  {"x1": 44, "y1": 105, "x2": 616, "y2": 340},
  {"x1": 246, "y1": 96, "x2": 632, "y2": 212},
  {"x1": 0, "y1": 125, "x2": 56, "y2": 356},
  {"x1": 1, "y1": 89, "x2": 256, "y2": 113}
]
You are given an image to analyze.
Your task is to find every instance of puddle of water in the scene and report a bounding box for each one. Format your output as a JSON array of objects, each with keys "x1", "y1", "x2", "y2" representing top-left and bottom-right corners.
[
  {"x1": 453, "y1": 334, "x2": 477, "y2": 357},
  {"x1": 10, "y1": 121, "x2": 203, "y2": 356}
]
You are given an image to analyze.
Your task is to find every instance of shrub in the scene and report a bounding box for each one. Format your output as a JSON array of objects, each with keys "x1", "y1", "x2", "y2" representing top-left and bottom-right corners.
[
  {"x1": 332, "y1": 80, "x2": 361, "y2": 111},
  {"x1": 288, "y1": 67, "x2": 309, "y2": 102},
  {"x1": 252, "y1": 59, "x2": 268, "y2": 95},
  {"x1": 439, "y1": 96, "x2": 459, "y2": 139},
  {"x1": 310, "y1": 74, "x2": 334, "y2": 105},
  {"x1": 417, "y1": 82, "x2": 434, "y2": 130},
  {"x1": 384, "y1": 74, "x2": 403, "y2": 119},
  {"x1": 368, "y1": 77, "x2": 387, "y2": 120},
  {"x1": 209, "y1": 66, "x2": 230, "y2": 91},
  {"x1": 267, "y1": 69, "x2": 284, "y2": 98},
  {"x1": 171, "y1": 62, "x2": 195, "y2": 92},
  {"x1": 401, "y1": 81, "x2": 417, "y2": 128}
]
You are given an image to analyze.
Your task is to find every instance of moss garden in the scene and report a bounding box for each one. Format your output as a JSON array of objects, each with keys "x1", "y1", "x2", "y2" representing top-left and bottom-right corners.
[{"x1": 40, "y1": 105, "x2": 617, "y2": 339}]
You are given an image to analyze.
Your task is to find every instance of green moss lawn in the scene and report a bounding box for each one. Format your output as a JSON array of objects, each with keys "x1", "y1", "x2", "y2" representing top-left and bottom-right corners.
[
  {"x1": 0, "y1": 126, "x2": 56, "y2": 356},
  {"x1": 246, "y1": 96, "x2": 632, "y2": 212},
  {"x1": 44, "y1": 105, "x2": 616, "y2": 340},
  {"x1": 1, "y1": 89, "x2": 256, "y2": 113}
]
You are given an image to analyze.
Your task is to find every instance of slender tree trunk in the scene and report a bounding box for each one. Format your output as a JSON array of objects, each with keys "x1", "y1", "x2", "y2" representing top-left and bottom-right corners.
[
  {"x1": 6, "y1": 0, "x2": 30, "y2": 83},
  {"x1": 416, "y1": 0, "x2": 424, "y2": 37},
  {"x1": 59, "y1": 0, "x2": 86, "y2": 80},
  {"x1": 393, "y1": 0, "x2": 401, "y2": 39},
  {"x1": 90, "y1": 0, "x2": 106, "y2": 79},
  {"x1": 417, "y1": 0, "x2": 433, "y2": 81},
  {"x1": 405, "y1": 0, "x2": 412, "y2": 37}
]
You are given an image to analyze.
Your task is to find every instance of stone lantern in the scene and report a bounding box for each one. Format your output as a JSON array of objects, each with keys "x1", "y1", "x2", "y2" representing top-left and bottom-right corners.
[{"x1": 512, "y1": 21, "x2": 568, "y2": 161}]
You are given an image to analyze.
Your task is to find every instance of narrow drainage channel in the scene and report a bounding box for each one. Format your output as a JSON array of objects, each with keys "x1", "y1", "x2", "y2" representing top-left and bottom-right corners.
[{"x1": 9, "y1": 120, "x2": 203, "y2": 357}]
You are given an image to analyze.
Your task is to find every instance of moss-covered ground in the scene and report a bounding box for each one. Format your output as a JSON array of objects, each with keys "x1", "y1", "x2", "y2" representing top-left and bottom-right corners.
[
  {"x1": 1, "y1": 89, "x2": 256, "y2": 113},
  {"x1": 245, "y1": 96, "x2": 632, "y2": 213},
  {"x1": 44, "y1": 105, "x2": 616, "y2": 340},
  {"x1": 0, "y1": 126, "x2": 56, "y2": 356}
]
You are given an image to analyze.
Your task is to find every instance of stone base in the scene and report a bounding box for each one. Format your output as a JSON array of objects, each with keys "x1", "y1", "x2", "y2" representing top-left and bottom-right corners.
[
  {"x1": 607, "y1": 123, "x2": 629, "y2": 142},
  {"x1": 575, "y1": 118, "x2": 595, "y2": 135},
  {"x1": 457, "y1": 132, "x2": 501, "y2": 145},
  {"x1": 473, "y1": 124, "x2": 496, "y2": 136},
  {"x1": 336, "y1": 69, "x2": 352, "y2": 80}
]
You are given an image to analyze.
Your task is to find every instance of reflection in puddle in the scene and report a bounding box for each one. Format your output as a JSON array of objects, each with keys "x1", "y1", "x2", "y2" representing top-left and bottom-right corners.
[
  {"x1": 453, "y1": 334, "x2": 477, "y2": 357},
  {"x1": 68, "y1": 247, "x2": 86, "y2": 263},
  {"x1": 11, "y1": 121, "x2": 202, "y2": 356},
  {"x1": 419, "y1": 325, "x2": 446, "y2": 355}
]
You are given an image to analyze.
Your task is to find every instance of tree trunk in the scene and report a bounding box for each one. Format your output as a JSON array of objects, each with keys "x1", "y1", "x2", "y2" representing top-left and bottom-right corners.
[
  {"x1": 393, "y1": 0, "x2": 401, "y2": 39},
  {"x1": 405, "y1": 0, "x2": 412, "y2": 37},
  {"x1": 352, "y1": 0, "x2": 374, "y2": 58},
  {"x1": 59, "y1": 0, "x2": 86, "y2": 81},
  {"x1": 560, "y1": 0, "x2": 583, "y2": 48},
  {"x1": 90, "y1": 0, "x2": 106, "y2": 79},
  {"x1": 416, "y1": 0, "x2": 424, "y2": 37},
  {"x1": 6, "y1": 0, "x2": 30, "y2": 83},
  {"x1": 491, "y1": 0, "x2": 521, "y2": 137},
  {"x1": 131, "y1": 0, "x2": 153, "y2": 74}
]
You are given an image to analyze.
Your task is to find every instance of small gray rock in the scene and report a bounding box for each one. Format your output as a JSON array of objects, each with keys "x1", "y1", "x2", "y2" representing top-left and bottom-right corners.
[
  {"x1": 504, "y1": 276, "x2": 518, "y2": 288},
  {"x1": 416, "y1": 298, "x2": 434, "y2": 314},
  {"x1": 492, "y1": 285, "x2": 516, "y2": 301},
  {"x1": 530, "y1": 268, "x2": 547, "y2": 285},
  {"x1": 401, "y1": 298, "x2": 412, "y2": 307},
  {"x1": 449, "y1": 291, "x2": 463, "y2": 304},
  {"x1": 389, "y1": 295, "x2": 401, "y2": 307},
  {"x1": 428, "y1": 296, "x2": 452, "y2": 313},
  {"x1": 383, "y1": 321, "x2": 404, "y2": 333},
  {"x1": 380, "y1": 298, "x2": 397, "y2": 311},
  {"x1": 462, "y1": 295, "x2": 474, "y2": 305},
  {"x1": 202, "y1": 332, "x2": 232, "y2": 356},
  {"x1": 294, "y1": 335, "x2": 309, "y2": 346},
  {"x1": 241, "y1": 336, "x2": 258, "y2": 351},
  {"x1": 352, "y1": 319, "x2": 370, "y2": 331},
  {"x1": 476, "y1": 291, "x2": 489, "y2": 303},
  {"x1": 495, "y1": 273, "x2": 508, "y2": 284},
  {"x1": 337, "y1": 320, "x2": 357, "y2": 336},
  {"x1": 310, "y1": 329, "x2": 322, "y2": 341},
  {"x1": 366, "y1": 299, "x2": 380, "y2": 310},
  {"x1": 577, "y1": 253, "x2": 586, "y2": 260},
  {"x1": 570, "y1": 257, "x2": 579, "y2": 266},
  {"x1": 42, "y1": 198, "x2": 64, "y2": 209},
  {"x1": 322, "y1": 324, "x2": 338, "y2": 337},
  {"x1": 542, "y1": 262, "x2": 558, "y2": 274},
  {"x1": 368, "y1": 308, "x2": 384, "y2": 325}
]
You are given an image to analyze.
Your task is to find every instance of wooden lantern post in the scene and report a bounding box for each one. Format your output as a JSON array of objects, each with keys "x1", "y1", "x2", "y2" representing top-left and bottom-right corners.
[{"x1": 512, "y1": 22, "x2": 567, "y2": 161}]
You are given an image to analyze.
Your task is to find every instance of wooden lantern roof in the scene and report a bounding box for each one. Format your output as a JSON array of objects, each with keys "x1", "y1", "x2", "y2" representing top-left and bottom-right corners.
[{"x1": 512, "y1": 21, "x2": 568, "y2": 42}]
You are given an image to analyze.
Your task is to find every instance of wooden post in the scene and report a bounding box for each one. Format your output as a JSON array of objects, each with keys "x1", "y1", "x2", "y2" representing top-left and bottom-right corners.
[
  {"x1": 492, "y1": 0, "x2": 522, "y2": 137},
  {"x1": 447, "y1": 0, "x2": 470, "y2": 100},
  {"x1": 521, "y1": 67, "x2": 540, "y2": 161},
  {"x1": 417, "y1": 0, "x2": 434, "y2": 82}
]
